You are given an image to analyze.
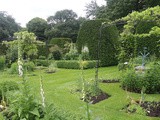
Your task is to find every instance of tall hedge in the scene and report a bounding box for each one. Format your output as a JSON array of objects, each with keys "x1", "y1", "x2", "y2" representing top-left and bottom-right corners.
[
  {"x1": 77, "y1": 20, "x2": 119, "y2": 66},
  {"x1": 119, "y1": 6, "x2": 160, "y2": 62},
  {"x1": 120, "y1": 27, "x2": 160, "y2": 61}
]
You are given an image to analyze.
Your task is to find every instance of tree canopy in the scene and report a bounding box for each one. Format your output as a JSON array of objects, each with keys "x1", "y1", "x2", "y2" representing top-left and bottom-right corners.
[
  {"x1": 27, "y1": 17, "x2": 48, "y2": 41},
  {"x1": 47, "y1": 9, "x2": 78, "y2": 24},
  {"x1": 0, "y1": 11, "x2": 20, "y2": 41},
  {"x1": 46, "y1": 9, "x2": 84, "y2": 43},
  {"x1": 106, "y1": 0, "x2": 160, "y2": 20}
]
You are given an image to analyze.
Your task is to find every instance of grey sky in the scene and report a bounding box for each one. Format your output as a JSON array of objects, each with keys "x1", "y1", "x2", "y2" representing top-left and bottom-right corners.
[{"x1": 0, "y1": 0, "x2": 106, "y2": 27}]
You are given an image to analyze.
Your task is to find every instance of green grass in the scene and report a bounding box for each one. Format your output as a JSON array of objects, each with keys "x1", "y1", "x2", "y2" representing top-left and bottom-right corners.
[{"x1": 0, "y1": 66, "x2": 160, "y2": 120}]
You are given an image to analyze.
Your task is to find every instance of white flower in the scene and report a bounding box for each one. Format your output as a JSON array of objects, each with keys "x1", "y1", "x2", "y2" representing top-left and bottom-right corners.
[
  {"x1": 124, "y1": 62, "x2": 128, "y2": 65},
  {"x1": 18, "y1": 59, "x2": 23, "y2": 77}
]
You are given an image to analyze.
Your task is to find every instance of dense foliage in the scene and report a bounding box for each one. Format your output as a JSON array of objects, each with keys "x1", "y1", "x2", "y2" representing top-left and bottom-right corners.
[
  {"x1": 0, "y1": 56, "x2": 5, "y2": 70},
  {"x1": 119, "y1": 6, "x2": 160, "y2": 62},
  {"x1": 8, "y1": 61, "x2": 35, "y2": 74},
  {"x1": 121, "y1": 62, "x2": 160, "y2": 94},
  {"x1": 0, "y1": 81, "x2": 19, "y2": 101},
  {"x1": 0, "y1": 11, "x2": 20, "y2": 41},
  {"x1": 4, "y1": 31, "x2": 44, "y2": 62},
  {"x1": 103, "y1": 0, "x2": 160, "y2": 20},
  {"x1": 27, "y1": 17, "x2": 48, "y2": 41},
  {"x1": 77, "y1": 20, "x2": 119, "y2": 66},
  {"x1": 46, "y1": 10, "x2": 84, "y2": 43}
]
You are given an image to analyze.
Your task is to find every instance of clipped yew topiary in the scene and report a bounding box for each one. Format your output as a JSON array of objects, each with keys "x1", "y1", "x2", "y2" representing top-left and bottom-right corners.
[{"x1": 77, "y1": 20, "x2": 119, "y2": 66}]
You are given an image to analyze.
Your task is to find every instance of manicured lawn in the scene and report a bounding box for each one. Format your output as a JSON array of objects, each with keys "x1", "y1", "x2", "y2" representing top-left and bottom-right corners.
[{"x1": 0, "y1": 66, "x2": 160, "y2": 119}]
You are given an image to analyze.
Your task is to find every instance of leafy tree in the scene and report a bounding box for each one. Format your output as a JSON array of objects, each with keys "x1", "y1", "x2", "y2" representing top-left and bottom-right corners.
[
  {"x1": 85, "y1": 0, "x2": 99, "y2": 19},
  {"x1": 104, "y1": 0, "x2": 160, "y2": 20},
  {"x1": 27, "y1": 17, "x2": 48, "y2": 41},
  {"x1": 0, "y1": 11, "x2": 20, "y2": 41},
  {"x1": 85, "y1": 0, "x2": 107, "y2": 19},
  {"x1": 46, "y1": 9, "x2": 84, "y2": 43},
  {"x1": 4, "y1": 31, "x2": 44, "y2": 61},
  {"x1": 47, "y1": 9, "x2": 77, "y2": 24}
]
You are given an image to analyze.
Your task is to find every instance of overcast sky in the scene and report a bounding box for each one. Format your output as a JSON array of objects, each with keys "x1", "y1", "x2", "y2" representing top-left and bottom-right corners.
[{"x1": 0, "y1": 0, "x2": 106, "y2": 27}]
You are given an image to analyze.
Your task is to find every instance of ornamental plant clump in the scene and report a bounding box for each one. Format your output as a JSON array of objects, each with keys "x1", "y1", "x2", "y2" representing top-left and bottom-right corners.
[
  {"x1": 64, "y1": 43, "x2": 79, "y2": 60},
  {"x1": 121, "y1": 61, "x2": 160, "y2": 94},
  {"x1": 0, "y1": 56, "x2": 5, "y2": 71}
]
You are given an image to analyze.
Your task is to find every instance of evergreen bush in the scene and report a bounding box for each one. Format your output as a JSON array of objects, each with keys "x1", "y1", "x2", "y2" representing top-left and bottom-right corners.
[
  {"x1": 49, "y1": 38, "x2": 71, "y2": 48},
  {"x1": 77, "y1": 20, "x2": 119, "y2": 66},
  {"x1": 56, "y1": 60, "x2": 96, "y2": 69},
  {"x1": 9, "y1": 61, "x2": 35, "y2": 74},
  {"x1": 0, "y1": 81, "x2": 19, "y2": 100},
  {"x1": 34, "y1": 60, "x2": 51, "y2": 67},
  {"x1": 0, "y1": 56, "x2": 5, "y2": 70}
]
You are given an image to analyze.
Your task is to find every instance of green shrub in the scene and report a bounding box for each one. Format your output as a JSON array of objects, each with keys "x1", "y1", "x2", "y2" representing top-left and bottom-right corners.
[
  {"x1": 8, "y1": 61, "x2": 35, "y2": 74},
  {"x1": 121, "y1": 61, "x2": 160, "y2": 93},
  {"x1": 121, "y1": 70, "x2": 144, "y2": 93},
  {"x1": 46, "y1": 62, "x2": 57, "y2": 73},
  {"x1": 49, "y1": 38, "x2": 71, "y2": 48},
  {"x1": 64, "y1": 43, "x2": 79, "y2": 60},
  {"x1": 37, "y1": 45, "x2": 49, "y2": 58},
  {"x1": 64, "y1": 52, "x2": 79, "y2": 60},
  {"x1": 4, "y1": 81, "x2": 43, "y2": 120},
  {"x1": 0, "y1": 81, "x2": 19, "y2": 100},
  {"x1": 0, "y1": 44, "x2": 7, "y2": 56},
  {"x1": 24, "y1": 61, "x2": 35, "y2": 72},
  {"x1": 49, "y1": 38, "x2": 71, "y2": 55},
  {"x1": 0, "y1": 56, "x2": 5, "y2": 70},
  {"x1": 34, "y1": 60, "x2": 51, "y2": 67},
  {"x1": 8, "y1": 62, "x2": 18, "y2": 74},
  {"x1": 39, "y1": 55, "x2": 46, "y2": 60},
  {"x1": 52, "y1": 50, "x2": 62, "y2": 60},
  {"x1": 56, "y1": 60, "x2": 80, "y2": 69},
  {"x1": 143, "y1": 62, "x2": 160, "y2": 93},
  {"x1": 56, "y1": 60, "x2": 96, "y2": 69},
  {"x1": 77, "y1": 20, "x2": 119, "y2": 66}
]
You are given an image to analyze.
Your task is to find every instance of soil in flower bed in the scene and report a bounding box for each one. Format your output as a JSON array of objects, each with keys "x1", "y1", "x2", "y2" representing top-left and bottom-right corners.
[
  {"x1": 101, "y1": 79, "x2": 120, "y2": 83},
  {"x1": 141, "y1": 101, "x2": 160, "y2": 117},
  {"x1": 83, "y1": 92, "x2": 110, "y2": 104},
  {"x1": 123, "y1": 101, "x2": 160, "y2": 117},
  {"x1": 90, "y1": 92, "x2": 110, "y2": 104}
]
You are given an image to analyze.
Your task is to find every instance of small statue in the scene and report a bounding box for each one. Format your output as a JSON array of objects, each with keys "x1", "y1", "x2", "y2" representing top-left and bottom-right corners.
[{"x1": 140, "y1": 47, "x2": 149, "y2": 67}]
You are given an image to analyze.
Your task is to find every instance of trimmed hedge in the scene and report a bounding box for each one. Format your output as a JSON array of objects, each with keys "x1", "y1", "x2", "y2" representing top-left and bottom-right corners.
[
  {"x1": 120, "y1": 27, "x2": 160, "y2": 62},
  {"x1": 119, "y1": 7, "x2": 160, "y2": 62},
  {"x1": 56, "y1": 60, "x2": 96, "y2": 69},
  {"x1": 77, "y1": 20, "x2": 119, "y2": 67}
]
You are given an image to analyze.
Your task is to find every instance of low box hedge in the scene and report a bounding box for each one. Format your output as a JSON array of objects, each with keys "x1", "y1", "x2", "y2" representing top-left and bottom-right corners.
[{"x1": 56, "y1": 60, "x2": 97, "y2": 69}]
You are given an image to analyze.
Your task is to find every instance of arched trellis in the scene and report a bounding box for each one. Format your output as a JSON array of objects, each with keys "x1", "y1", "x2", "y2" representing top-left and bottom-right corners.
[{"x1": 95, "y1": 20, "x2": 127, "y2": 87}]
